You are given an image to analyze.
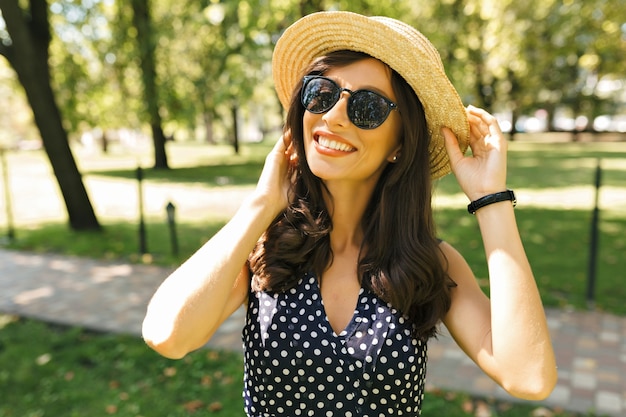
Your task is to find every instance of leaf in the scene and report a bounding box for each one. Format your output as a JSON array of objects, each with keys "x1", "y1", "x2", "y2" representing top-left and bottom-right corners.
[
  {"x1": 183, "y1": 400, "x2": 204, "y2": 413},
  {"x1": 201, "y1": 375, "x2": 213, "y2": 387},
  {"x1": 474, "y1": 400, "x2": 492, "y2": 417},
  {"x1": 36, "y1": 353, "x2": 51, "y2": 365},
  {"x1": 462, "y1": 399, "x2": 474, "y2": 413},
  {"x1": 207, "y1": 401, "x2": 223, "y2": 412},
  {"x1": 532, "y1": 407, "x2": 554, "y2": 417}
]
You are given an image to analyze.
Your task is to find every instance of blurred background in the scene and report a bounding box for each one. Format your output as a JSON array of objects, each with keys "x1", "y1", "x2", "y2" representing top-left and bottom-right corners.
[
  {"x1": 1, "y1": 0, "x2": 625, "y2": 158},
  {"x1": 1, "y1": 1, "x2": 625, "y2": 416}
]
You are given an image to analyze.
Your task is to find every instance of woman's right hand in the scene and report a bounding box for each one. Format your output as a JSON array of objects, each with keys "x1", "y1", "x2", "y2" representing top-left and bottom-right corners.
[{"x1": 253, "y1": 131, "x2": 295, "y2": 216}]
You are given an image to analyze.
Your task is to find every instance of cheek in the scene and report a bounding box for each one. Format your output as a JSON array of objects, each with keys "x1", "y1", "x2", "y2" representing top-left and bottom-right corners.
[
  {"x1": 389, "y1": 112, "x2": 403, "y2": 140},
  {"x1": 386, "y1": 115, "x2": 403, "y2": 153},
  {"x1": 302, "y1": 112, "x2": 319, "y2": 145},
  {"x1": 302, "y1": 111, "x2": 315, "y2": 131}
]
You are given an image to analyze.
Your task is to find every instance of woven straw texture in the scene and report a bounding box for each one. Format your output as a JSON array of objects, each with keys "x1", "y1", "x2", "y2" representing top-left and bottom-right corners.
[{"x1": 272, "y1": 11, "x2": 470, "y2": 179}]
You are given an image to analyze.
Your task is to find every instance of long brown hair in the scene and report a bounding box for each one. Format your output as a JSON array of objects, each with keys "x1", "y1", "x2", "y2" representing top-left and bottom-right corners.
[{"x1": 249, "y1": 50, "x2": 453, "y2": 340}]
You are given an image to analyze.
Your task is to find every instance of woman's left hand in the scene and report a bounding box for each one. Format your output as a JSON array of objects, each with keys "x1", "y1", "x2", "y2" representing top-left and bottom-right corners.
[{"x1": 442, "y1": 105, "x2": 508, "y2": 201}]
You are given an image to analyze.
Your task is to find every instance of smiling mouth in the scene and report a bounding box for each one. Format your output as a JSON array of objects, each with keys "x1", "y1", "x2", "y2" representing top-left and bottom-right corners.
[{"x1": 316, "y1": 136, "x2": 356, "y2": 152}]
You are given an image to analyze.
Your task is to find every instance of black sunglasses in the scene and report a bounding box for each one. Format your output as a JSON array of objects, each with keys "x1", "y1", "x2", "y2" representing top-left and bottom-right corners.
[{"x1": 301, "y1": 76, "x2": 398, "y2": 130}]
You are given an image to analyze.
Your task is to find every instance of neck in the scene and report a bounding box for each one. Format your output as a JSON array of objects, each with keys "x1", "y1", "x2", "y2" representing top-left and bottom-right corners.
[{"x1": 324, "y1": 179, "x2": 376, "y2": 254}]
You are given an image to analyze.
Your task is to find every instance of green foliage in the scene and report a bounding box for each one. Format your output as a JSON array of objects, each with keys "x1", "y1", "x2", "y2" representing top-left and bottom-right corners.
[{"x1": 6, "y1": 0, "x2": 622, "y2": 146}]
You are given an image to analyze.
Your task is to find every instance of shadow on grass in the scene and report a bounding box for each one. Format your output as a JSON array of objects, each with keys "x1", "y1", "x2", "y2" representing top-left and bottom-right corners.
[
  {"x1": 4, "y1": 219, "x2": 226, "y2": 267},
  {"x1": 436, "y1": 207, "x2": 626, "y2": 315}
]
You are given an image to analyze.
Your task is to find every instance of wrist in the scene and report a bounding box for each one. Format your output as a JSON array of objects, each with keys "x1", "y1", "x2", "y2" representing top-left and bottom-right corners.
[
  {"x1": 467, "y1": 189, "x2": 516, "y2": 214},
  {"x1": 241, "y1": 193, "x2": 276, "y2": 219}
]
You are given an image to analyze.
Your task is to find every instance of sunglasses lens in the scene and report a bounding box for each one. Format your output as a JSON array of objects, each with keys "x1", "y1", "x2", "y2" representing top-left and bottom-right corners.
[
  {"x1": 302, "y1": 78, "x2": 339, "y2": 113},
  {"x1": 301, "y1": 76, "x2": 395, "y2": 129},
  {"x1": 349, "y1": 91, "x2": 392, "y2": 129}
]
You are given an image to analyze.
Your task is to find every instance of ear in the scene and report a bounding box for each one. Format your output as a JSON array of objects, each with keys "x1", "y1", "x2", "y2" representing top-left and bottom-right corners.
[{"x1": 387, "y1": 145, "x2": 402, "y2": 163}]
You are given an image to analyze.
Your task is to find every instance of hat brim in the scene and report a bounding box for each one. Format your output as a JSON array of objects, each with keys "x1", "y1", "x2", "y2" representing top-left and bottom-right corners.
[{"x1": 272, "y1": 11, "x2": 470, "y2": 179}]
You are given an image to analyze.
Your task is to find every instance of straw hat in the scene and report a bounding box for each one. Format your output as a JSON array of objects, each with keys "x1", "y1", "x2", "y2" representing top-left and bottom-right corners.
[{"x1": 272, "y1": 11, "x2": 470, "y2": 179}]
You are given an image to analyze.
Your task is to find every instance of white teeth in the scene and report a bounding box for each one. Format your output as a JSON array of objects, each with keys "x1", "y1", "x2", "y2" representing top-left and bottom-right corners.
[{"x1": 317, "y1": 136, "x2": 354, "y2": 152}]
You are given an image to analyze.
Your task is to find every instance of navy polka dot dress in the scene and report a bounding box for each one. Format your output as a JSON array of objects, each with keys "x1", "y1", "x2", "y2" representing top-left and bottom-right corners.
[{"x1": 242, "y1": 273, "x2": 428, "y2": 416}]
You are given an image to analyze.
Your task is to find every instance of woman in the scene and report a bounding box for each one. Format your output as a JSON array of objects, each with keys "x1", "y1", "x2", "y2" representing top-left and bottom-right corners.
[{"x1": 142, "y1": 11, "x2": 557, "y2": 416}]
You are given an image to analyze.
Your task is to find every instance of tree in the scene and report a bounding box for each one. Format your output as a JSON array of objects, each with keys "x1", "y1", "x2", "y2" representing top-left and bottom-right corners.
[
  {"x1": 130, "y1": 0, "x2": 168, "y2": 168},
  {"x1": 0, "y1": 0, "x2": 100, "y2": 230}
]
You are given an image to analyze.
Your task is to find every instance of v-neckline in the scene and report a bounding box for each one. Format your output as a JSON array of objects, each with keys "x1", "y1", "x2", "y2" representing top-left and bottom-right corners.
[{"x1": 311, "y1": 275, "x2": 363, "y2": 338}]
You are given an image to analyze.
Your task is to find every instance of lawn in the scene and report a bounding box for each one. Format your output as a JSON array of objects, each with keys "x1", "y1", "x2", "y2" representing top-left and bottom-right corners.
[{"x1": 0, "y1": 137, "x2": 624, "y2": 416}]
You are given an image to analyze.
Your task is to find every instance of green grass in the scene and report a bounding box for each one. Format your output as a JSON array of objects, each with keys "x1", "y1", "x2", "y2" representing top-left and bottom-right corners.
[
  {"x1": 0, "y1": 315, "x2": 595, "y2": 417},
  {"x1": 0, "y1": 315, "x2": 244, "y2": 417},
  {"x1": 4, "y1": 219, "x2": 225, "y2": 266}
]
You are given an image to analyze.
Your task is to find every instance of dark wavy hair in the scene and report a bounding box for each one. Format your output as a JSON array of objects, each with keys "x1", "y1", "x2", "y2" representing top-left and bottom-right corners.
[{"x1": 249, "y1": 50, "x2": 454, "y2": 340}]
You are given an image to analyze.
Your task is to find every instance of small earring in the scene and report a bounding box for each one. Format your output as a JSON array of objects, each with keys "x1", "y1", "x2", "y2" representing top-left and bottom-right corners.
[{"x1": 392, "y1": 155, "x2": 398, "y2": 162}]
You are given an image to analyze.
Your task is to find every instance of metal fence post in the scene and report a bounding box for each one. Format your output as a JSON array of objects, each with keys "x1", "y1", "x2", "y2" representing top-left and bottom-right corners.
[
  {"x1": 586, "y1": 158, "x2": 602, "y2": 309},
  {"x1": 136, "y1": 166, "x2": 147, "y2": 255},
  {"x1": 166, "y1": 201, "x2": 179, "y2": 256}
]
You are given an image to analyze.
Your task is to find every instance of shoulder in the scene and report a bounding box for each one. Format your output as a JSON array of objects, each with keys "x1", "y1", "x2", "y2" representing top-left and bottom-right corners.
[
  {"x1": 437, "y1": 240, "x2": 473, "y2": 280},
  {"x1": 437, "y1": 240, "x2": 488, "y2": 298},
  {"x1": 437, "y1": 240, "x2": 490, "y2": 321}
]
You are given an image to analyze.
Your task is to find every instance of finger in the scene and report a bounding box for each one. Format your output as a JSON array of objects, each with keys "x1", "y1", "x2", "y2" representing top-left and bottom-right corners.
[
  {"x1": 468, "y1": 106, "x2": 502, "y2": 134},
  {"x1": 282, "y1": 129, "x2": 292, "y2": 148},
  {"x1": 441, "y1": 127, "x2": 464, "y2": 165},
  {"x1": 273, "y1": 134, "x2": 287, "y2": 152},
  {"x1": 467, "y1": 112, "x2": 490, "y2": 138},
  {"x1": 281, "y1": 131, "x2": 299, "y2": 165}
]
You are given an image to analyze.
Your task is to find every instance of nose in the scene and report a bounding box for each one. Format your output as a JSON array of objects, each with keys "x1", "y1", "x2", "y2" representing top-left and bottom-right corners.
[{"x1": 322, "y1": 91, "x2": 350, "y2": 128}]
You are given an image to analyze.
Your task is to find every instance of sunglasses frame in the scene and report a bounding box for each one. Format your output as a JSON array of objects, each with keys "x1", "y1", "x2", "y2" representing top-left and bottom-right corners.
[{"x1": 301, "y1": 75, "x2": 398, "y2": 130}]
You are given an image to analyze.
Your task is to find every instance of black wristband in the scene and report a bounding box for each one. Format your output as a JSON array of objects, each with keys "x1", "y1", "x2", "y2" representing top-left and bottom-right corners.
[{"x1": 467, "y1": 189, "x2": 516, "y2": 214}]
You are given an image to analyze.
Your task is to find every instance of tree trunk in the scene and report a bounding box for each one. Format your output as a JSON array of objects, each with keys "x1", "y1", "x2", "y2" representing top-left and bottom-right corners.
[
  {"x1": 0, "y1": 0, "x2": 100, "y2": 231},
  {"x1": 130, "y1": 0, "x2": 169, "y2": 169},
  {"x1": 203, "y1": 111, "x2": 215, "y2": 144}
]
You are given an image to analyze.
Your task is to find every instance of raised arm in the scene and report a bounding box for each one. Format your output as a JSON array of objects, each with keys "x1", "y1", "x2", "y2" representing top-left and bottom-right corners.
[
  {"x1": 440, "y1": 106, "x2": 557, "y2": 400},
  {"x1": 142, "y1": 135, "x2": 293, "y2": 359}
]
